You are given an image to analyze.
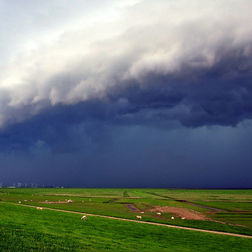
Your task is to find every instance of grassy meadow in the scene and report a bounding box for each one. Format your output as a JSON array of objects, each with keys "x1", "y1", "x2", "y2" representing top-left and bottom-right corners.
[{"x1": 0, "y1": 188, "x2": 251, "y2": 251}]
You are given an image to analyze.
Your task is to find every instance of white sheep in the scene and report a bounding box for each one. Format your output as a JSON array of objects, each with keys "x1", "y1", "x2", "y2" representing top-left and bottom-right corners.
[
  {"x1": 171, "y1": 216, "x2": 175, "y2": 220},
  {"x1": 36, "y1": 207, "x2": 43, "y2": 210},
  {"x1": 67, "y1": 199, "x2": 73, "y2": 203},
  {"x1": 18, "y1": 201, "x2": 21, "y2": 204},
  {"x1": 136, "y1": 215, "x2": 142, "y2": 219},
  {"x1": 81, "y1": 215, "x2": 87, "y2": 220},
  {"x1": 181, "y1": 217, "x2": 186, "y2": 220},
  {"x1": 140, "y1": 211, "x2": 144, "y2": 214},
  {"x1": 157, "y1": 212, "x2": 162, "y2": 216}
]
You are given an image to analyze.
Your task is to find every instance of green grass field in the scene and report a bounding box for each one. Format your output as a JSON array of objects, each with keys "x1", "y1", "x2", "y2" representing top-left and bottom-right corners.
[{"x1": 0, "y1": 188, "x2": 251, "y2": 251}]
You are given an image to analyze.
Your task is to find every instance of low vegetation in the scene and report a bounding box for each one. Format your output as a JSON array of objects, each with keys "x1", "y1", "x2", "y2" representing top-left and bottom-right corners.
[{"x1": 0, "y1": 188, "x2": 251, "y2": 251}]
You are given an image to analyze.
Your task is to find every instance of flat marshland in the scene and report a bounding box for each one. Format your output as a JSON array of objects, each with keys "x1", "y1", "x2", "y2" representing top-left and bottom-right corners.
[{"x1": 0, "y1": 188, "x2": 251, "y2": 251}]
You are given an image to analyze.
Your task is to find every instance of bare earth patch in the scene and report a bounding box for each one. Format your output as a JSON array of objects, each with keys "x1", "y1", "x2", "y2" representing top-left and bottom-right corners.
[{"x1": 149, "y1": 206, "x2": 207, "y2": 220}]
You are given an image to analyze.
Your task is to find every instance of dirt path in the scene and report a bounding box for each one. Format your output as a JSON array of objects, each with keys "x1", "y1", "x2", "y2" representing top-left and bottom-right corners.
[{"x1": 4, "y1": 202, "x2": 252, "y2": 239}]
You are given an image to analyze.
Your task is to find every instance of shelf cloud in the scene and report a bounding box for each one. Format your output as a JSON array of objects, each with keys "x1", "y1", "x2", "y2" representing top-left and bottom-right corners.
[{"x1": 1, "y1": 0, "x2": 252, "y2": 128}]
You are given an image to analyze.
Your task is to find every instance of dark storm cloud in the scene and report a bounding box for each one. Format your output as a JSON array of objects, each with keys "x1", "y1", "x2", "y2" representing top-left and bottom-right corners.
[
  {"x1": 1, "y1": 44, "x2": 252, "y2": 153},
  {"x1": 1, "y1": 0, "x2": 252, "y2": 129},
  {"x1": 2, "y1": 45, "x2": 252, "y2": 145},
  {"x1": 1, "y1": 0, "x2": 252, "y2": 188},
  {"x1": 116, "y1": 46, "x2": 252, "y2": 127}
]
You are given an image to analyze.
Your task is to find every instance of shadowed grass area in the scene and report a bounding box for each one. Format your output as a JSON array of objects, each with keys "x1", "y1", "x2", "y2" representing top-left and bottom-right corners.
[{"x1": 0, "y1": 203, "x2": 252, "y2": 251}]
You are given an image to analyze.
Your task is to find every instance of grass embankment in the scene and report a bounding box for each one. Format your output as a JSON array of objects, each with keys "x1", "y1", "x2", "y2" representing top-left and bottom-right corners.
[{"x1": 0, "y1": 203, "x2": 252, "y2": 252}]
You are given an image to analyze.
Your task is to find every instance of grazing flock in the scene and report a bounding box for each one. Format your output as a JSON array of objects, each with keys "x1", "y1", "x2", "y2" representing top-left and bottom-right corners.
[{"x1": 17, "y1": 199, "x2": 188, "y2": 222}]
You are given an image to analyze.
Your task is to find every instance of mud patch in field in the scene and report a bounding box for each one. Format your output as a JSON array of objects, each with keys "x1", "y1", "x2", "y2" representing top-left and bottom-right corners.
[
  {"x1": 125, "y1": 204, "x2": 140, "y2": 212},
  {"x1": 149, "y1": 206, "x2": 207, "y2": 220}
]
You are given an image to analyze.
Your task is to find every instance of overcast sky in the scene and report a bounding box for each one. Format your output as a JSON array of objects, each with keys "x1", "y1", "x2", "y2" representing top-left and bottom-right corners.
[{"x1": 0, "y1": 0, "x2": 252, "y2": 187}]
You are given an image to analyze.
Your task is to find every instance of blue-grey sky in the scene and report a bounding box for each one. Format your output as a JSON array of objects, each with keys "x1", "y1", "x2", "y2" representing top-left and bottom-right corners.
[{"x1": 0, "y1": 0, "x2": 252, "y2": 187}]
